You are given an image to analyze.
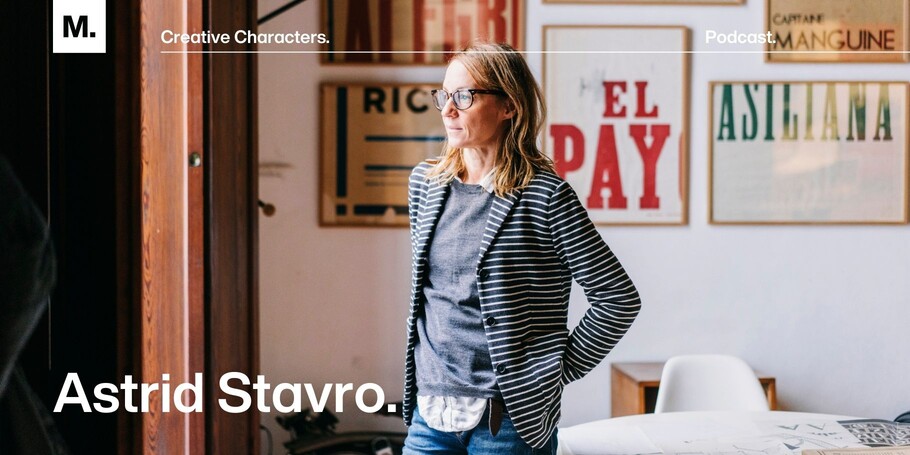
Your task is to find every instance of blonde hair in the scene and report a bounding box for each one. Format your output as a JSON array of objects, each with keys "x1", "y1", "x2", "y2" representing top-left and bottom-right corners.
[{"x1": 426, "y1": 41, "x2": 556, "y2": 197}]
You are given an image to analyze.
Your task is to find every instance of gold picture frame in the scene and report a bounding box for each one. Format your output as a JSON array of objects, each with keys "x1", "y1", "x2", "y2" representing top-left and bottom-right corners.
[
  {"x1": 709, "y1": 81, "x2": 910, "y2": 224},
  {"x1": 320, "y1": 0, "x2": 525, "y2": 64},
  {"x1": 765, "y1": 0, "x2": 910, "y2": 63},
  {"x1": 542, "y1": 25, "x2": 690, "y2": 225},
  {"x1": 320, "y1": 83, "x2": 444, "y2": 226}
]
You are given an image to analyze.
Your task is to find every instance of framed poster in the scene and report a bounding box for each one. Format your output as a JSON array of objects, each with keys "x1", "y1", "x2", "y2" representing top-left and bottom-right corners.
[
  {"x1": 321, "y1": 0, "x2": 524, "y2": 64},
  {"x1": 321, "y1": 83, "x2": 444, "y2": 226},
  {"x1": 543, "y1": 26, "x2": 690, "y2": 225},
  {"x1": 545, "y1": 0, "x2": 739, "y2": 4},
  {"x1": 709, "y1": 82, "x2": 909, "y2": 224},
  {"x1": 766, "y1": 0, "x2": 910, "y2": 63}
]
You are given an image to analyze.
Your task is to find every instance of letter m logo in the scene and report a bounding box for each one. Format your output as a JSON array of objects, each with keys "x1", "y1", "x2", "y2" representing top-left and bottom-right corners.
[
  {"x1": 53, "y1": 0, "x2": 105, "y2": 53},
  {"x1": 63, "y1": 15, "x2": 89, "y2": 37}
]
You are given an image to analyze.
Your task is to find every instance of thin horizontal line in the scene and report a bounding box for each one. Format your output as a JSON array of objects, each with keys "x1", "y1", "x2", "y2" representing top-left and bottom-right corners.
[
  {"x1": 365, "y1": 165, "x2": 415, "y2": 171},
  {"x1": 365, "y1": 135, "x2": 445, "y2": 142},
  {"x1": 160, "y1": 50, "x2": 910, "y2": 54}
]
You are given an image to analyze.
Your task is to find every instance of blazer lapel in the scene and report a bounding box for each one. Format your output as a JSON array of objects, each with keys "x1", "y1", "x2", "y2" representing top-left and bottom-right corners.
[{"x1": 477, "y1": 190, "x2": 519, "y2": 262}]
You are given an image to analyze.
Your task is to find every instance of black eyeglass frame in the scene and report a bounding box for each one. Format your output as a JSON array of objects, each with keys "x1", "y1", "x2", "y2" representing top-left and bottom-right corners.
[{"x1": 430, "y1": 88, "x2": 506, "y2": 111}]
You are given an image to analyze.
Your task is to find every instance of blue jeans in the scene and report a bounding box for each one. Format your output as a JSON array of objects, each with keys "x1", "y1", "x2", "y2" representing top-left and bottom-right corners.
[{"x1": 403, "y1": 404, "x2": 558, "y2": 454}]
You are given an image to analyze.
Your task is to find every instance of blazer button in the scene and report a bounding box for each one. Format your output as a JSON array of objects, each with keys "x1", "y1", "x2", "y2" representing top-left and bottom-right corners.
[
  {"x1": 496, "y1": 364, "x2": 507, "y2": 374},
  {"x1": 485, "y1": 316, "x2": 496, "y2": 326}
]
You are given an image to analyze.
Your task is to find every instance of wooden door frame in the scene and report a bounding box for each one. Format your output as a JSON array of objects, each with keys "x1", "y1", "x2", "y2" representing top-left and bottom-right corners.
[
  {"x1": 116, "y1": 0, "x2": 260, "y2": 452},
  {"x1": 3, "y1": 0, "x2": 258, "y2": 452},
  {"x1": 204, "y1": 0, "x2": 260, "y2": 452}
]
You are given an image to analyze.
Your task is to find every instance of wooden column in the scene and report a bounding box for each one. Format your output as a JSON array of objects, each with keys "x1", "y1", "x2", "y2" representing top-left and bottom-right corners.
[
  {"x1": 137, "y1": 0, "x2": 205, "y2": 451},
  {"x1": 205, "y1": 0, "x2": 260, "y2": 451}
]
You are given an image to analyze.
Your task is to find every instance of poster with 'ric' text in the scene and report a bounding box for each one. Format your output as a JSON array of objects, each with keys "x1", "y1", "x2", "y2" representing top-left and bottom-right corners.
[
  {"x1": 544, "y1": 26, "x2": 690, "y2": 225},
  {"x1": 321, "y1": 83, "x2": 444, "y2": 226}
]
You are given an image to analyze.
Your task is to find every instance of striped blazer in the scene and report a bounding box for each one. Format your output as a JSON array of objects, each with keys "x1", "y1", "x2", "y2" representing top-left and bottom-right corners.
[{"x1": 402, "y1": 161, "x2": 641, "y2": 448}]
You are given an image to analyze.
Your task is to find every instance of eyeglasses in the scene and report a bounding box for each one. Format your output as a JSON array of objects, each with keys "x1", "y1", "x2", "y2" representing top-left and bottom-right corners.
[{"x1": 430, "y1": 88, "x2": 505, "y2": 111}]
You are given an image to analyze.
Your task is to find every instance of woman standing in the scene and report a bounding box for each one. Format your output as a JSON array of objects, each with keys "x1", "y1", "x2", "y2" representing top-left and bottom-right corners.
[{"x1": 402, "y1": 42, "x2": 641, "y2": 454}]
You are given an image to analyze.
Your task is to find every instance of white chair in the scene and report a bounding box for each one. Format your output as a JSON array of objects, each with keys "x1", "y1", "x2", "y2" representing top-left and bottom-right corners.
[{"x1": 653, "y1": 354, "x2": 769, "y2": 413}]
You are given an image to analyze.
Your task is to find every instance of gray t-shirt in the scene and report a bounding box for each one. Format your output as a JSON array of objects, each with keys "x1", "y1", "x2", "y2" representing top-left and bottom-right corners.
[{"x1": 414, "y1": 180, "x2": 499, "y2": 399}]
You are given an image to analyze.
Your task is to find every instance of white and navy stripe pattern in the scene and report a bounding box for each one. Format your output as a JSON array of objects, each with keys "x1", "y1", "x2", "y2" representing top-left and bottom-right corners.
[{"x1": 402, "y1": 161, "x2": 641, "y2": 448}]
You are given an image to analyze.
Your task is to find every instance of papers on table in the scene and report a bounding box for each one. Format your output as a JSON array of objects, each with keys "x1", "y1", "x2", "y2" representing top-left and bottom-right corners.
[
  {"x1": 839, "y1": 420, "x2": 910, "y2": 447},
  {"x1": 640, "y1": 415, "x2": 863, "y2": 454},
  {"x1": 642, "y1": 415, "x2": 859, "y2": 455},
  {"x1": 557, "y1": 412, "x2": 910, "y2": 455},
  {"x1": 803, "y1": 448, "x2": 910, "y2": 455}
]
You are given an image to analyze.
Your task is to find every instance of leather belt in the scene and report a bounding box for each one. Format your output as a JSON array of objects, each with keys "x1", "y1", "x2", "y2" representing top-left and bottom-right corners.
[{"x1": 488, "y1": 397, "x2": 505, "y2": 436}]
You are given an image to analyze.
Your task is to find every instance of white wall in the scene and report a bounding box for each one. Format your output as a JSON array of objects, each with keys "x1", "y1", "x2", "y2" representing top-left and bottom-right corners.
[{"x1": 257, "y1": 0, "x2": 910, "y2": 452}]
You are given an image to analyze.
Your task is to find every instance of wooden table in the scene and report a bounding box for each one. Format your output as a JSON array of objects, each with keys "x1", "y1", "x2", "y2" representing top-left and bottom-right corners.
[{"x1": 611, "y1": 361, "x2": 777, "y2": 417}]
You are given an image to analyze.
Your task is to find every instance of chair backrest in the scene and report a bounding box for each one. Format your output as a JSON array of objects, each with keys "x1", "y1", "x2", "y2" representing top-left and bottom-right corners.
[{"x1": 654, "y1": 354, "x2": 770, "y2": 413}]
